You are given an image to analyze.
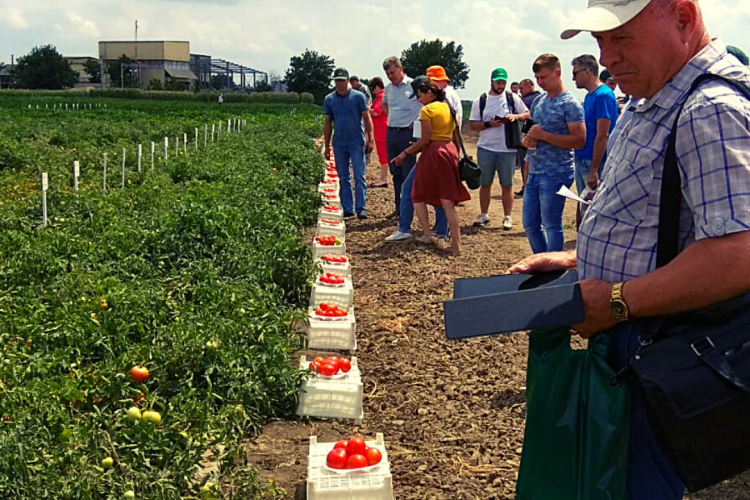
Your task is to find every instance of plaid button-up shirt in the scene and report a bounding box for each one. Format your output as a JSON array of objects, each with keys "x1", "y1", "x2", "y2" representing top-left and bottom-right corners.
[{"x1": 578, "y1": 39, "x2": 750, "y2": 282}]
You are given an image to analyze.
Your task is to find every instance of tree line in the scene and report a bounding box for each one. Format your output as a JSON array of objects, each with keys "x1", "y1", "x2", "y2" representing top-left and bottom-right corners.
[{"x1": 3, "y1": 40, "x2": 470, "y2": 102}]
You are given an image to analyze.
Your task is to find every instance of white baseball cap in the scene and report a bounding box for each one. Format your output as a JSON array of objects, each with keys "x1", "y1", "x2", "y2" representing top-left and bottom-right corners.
[{"x1": 561, "y1": 0, "x2": 652, "y2": 40}]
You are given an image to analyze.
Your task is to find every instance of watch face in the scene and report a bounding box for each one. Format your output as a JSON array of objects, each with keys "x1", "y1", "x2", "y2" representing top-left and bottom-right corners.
[{"x1": 612, "y1": 301, "x2": 627, "y2": 317}]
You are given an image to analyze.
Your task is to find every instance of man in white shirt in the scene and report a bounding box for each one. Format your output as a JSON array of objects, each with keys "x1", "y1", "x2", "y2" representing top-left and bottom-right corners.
[
  {"x1": 468, "y1": 68, "x2": 529, "y2": 230},
  {"x1": 425, "y1": 65, "x2": 463, "y2": 123}
]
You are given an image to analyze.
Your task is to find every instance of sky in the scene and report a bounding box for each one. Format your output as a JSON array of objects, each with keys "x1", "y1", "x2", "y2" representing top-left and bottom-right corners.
[{"x1": 1, "y1": 0, "x2": 750, "y2": 101}]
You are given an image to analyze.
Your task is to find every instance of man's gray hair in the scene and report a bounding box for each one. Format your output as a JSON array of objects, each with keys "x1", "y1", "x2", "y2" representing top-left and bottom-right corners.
[
  {"x1": 572, "y1": 54, "x2": 599, "y2": 76},
  {"x1": 519, "y1": 78, "x2": 534, "y2": 87},
  {"x1": 383, "y1": 57, "x2": 402, "y2": 71}
]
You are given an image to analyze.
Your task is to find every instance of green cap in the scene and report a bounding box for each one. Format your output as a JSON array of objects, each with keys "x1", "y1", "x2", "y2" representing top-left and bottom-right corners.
[
  {"x1": 491, "y1": 68, "x2": 508, "y2": 81},
  {"x1": 333, "y1": 67, "x2": 349, "y2": 81},
  {"x1": 409, "y1": 75, "x2": 429, "y2": 99}
]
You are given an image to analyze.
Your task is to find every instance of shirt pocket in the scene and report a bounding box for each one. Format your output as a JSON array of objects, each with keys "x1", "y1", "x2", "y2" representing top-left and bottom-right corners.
[{"x1": 599, "y1": 156, "x2": 655, "y2": 224}]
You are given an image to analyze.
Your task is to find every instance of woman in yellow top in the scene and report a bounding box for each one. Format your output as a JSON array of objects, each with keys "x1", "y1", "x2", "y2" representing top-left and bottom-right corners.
[{"x1": 394, "y1": 79, "x2": 470, "y2": 255}]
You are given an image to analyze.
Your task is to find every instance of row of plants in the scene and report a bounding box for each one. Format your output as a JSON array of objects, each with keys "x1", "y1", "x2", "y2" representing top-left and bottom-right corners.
[
  {"x1": 0, "y1": 98, "x2": 324, "y2": 499},
  {"x1": 0, "y1": 89, "x2": 315, "y2": 104}
]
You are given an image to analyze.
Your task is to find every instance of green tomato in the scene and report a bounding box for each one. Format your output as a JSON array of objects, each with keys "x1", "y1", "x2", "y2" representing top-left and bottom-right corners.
[
  {"x1": 123, "y1": 491, "x2": 135, "y2": 499},
  {"x1": 142, "y1": 410, "x2": 161, "y2": 425},
  {"x1": 126, "y1": 407, "x2": 142, "y2": 422},
  {"x1": 199, "y1": 482, "x2": 219, "y2": 500},
  {"x1": 205, "y1": 340, "x2": 219, "y2": 351},
  {"x1": 102, "y1": 457, "x2": 114, "y2": 469}
]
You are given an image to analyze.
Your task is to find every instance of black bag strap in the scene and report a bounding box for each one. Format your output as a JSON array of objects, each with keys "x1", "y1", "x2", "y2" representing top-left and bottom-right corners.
[
  {"x1": 479, "y1": 93, "x2": 487, "y2": 121},
  {"x1": 506, "y1": 91, "x2": 517, "y2": 114},
  {"x1": 452, "y1": 112, "x2": 470, "y2": 159},
  {"x1": 657, "y1": 73, "x2": 750, "y2": 268}
]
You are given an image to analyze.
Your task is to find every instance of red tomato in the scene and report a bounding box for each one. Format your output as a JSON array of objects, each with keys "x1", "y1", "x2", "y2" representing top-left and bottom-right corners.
[
  {"x1": 347, "y1": 437, "x2": 367, "y2": 456},
  {"x1": 338, "y1": 358, "x2": 351, "y2": 373},
  {"x1": 313, "y1": 357, "x2": 325, "y2": 365},
  {"x1": 319, "y1": 363, "x2": 338, "y2": 376},
  {"x1": 315, "y1": 308, "x2": 325, "y2": 316},
  {"x1": 366, "y1": 448, "x2": 382, "y2": 466},
  {"x1": 334, "y1": 440, "x2": 348, "y2": 450},
  {"x1": 346, "y1": 454, "x2": 368, "y2": 469},
  {"x1": 130, "y1": 366, "x2": 149, "y2": 384},
  {"x1": 309, "y1": 362, "x2": 320, "y2": 373},
  {"x1": 326, "y1": 448, "x2": 348, "y2": 469},
  {"x1": 325, "y1": 356, "x2": 339, "y2": 365}
]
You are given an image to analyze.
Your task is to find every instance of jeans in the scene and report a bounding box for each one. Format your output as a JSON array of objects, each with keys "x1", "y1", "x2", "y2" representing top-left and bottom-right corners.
[
  {"x1": 386, "y1": 128, "x2": 417, "y2": 213},
  {"x1": 608, "y1": 322, "x2": 686, "y2": 500},
  {"x1": 397, "y1": 166, "x2": 448, "y2": 237},
  {"x1": 574, "y1": 158, "x2": 593, "y2": 196},
  {"x1": 522, "y1": 171, "x2": 574, "y2": 253},
  {"x1": 333, "y1": 144, "x2": 367, "y2": 215}
]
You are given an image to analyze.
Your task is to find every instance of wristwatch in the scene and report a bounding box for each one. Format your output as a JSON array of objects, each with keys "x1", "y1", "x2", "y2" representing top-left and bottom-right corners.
[
  {"x1": 610, "y1": 282, "x2": 630, "y2": 322},
  {"x1": 483, "y1": 121, "x2": 491, "y2": 129}
]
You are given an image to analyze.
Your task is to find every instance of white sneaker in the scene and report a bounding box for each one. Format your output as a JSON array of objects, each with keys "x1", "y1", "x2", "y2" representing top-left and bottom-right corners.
[
  {"x1": 385, "y1": 230, "x2": 413, "y2": 242},
  {"x1": 503, "y1": 216, "x2": 513, "y2": 231},
  {"x1": 472, "y1": 214, "x2": 490, "y2": 227}
]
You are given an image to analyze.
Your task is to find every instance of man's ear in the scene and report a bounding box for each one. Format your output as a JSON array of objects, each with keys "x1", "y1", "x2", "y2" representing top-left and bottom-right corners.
[{"x1": 675, "y1": 0, "x2": 700, "y2": 41}]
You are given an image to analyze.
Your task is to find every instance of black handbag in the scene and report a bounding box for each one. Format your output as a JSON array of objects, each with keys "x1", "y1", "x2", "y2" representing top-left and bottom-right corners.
[
  {"x1": 624, "y1": 73, "x2": 750, "y2": 492},
  {"x1": 453, "y1": 114, "x2": 482, "y2": 190},
  {"x1": 505, "y1": 91, "x2": 525, "y2": 149}
]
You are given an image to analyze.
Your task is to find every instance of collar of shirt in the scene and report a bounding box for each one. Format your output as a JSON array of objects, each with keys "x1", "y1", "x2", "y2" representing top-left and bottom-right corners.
[{"x1": 637, "y1": 38, "x2": 729, "y2": 114}]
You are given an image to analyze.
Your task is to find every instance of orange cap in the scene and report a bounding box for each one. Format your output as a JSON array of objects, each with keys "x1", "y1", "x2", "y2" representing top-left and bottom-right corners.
[{"x1": 426, "y1": 65, "x2": 450, "y2": 82}]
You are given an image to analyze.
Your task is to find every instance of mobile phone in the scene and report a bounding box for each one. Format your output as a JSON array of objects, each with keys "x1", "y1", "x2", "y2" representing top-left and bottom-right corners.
[{"x1": 494, "y1": 116, "x2": 506, "y2": 123}]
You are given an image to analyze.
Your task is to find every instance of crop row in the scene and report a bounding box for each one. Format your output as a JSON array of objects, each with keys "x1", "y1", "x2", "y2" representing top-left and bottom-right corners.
[{"x1": 0, "y1": 99, "x2": 323, "y2": 499}]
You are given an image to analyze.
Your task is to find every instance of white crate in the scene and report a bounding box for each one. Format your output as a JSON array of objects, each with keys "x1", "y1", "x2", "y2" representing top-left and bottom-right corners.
[
  {"x1": 312, "y1": 240, "x2": 346, "y2": 257},
  {"x1": 307, "y1": 433, "x2": 393, "y2": 500},
  {"x1": 306, "y1": 313, "x2": 356, "y2": 352},
  {"x1": 316, "y1": 220, "x2": 346, "y2": 239},
  {"x1": 297, "y1": 356, "x2": 363, "y2": 423},
  {"x1": 319, "y1": 181, "x2": 340, "y2": 193},
  {"x1": 316, "y1": 257, "x2": 351, "y2": 278},
  {"x1": 319, "y1": 206, "x2": 344, "y2": 222},
  {"x1": 310, "y1": 280, "x2": 354, "y2": 310},
  {"x1": 321, "y1": 196, "x2": 341, "y2": 210}
]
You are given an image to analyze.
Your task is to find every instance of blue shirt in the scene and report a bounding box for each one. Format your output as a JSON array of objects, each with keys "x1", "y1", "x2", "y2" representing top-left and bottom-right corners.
[
  {"x1": 382, "y1": 76, "x2": 422, "y2": 128},
  {"x1": 576, "y1": 84, "x2": 618, "y2": 160},
  {"x1": 528, "y1": 91, "x2": 585, "y2": 175},
  {"x1": 578, "y1": 39, "x2": 750, "y2": 282},
  {"x1": 324, "y1": 89, "x2": 368, "y2": 147}
]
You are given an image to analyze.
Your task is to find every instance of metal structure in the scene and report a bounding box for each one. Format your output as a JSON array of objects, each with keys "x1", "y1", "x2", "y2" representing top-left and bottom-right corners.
[{"x1": 210, "y1": 58, "x2": 267, "y2": 90}]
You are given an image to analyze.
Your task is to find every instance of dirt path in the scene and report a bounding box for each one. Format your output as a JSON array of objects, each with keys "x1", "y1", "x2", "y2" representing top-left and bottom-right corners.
[{"x1": 242, "y1": 143, "x2": 748, "y2": 499}]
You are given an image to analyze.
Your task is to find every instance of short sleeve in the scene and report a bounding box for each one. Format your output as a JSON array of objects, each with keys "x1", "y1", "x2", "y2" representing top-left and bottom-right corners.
[
  {"x1": 382, "y1": 87, "x2": 389, "y2": 106},
  {"x1": 355, "y1": 92, "x2": 367, "y2": 114},
  {"x1": 323, "y1": 96, "x2": 332, "y2": 118},
  {"x1": 469, "y1": 98, "x2": 482, "y2": 121},
  {"x1": 515, "y1": 94, "x2": 528, "y2": 113},
  {"x1": 565, "y1": 97, "x2": 585, "y2": 123},
  {"x1": 676, "y1": 101, "x2": 750, "y2": 240},
  {"x1": 420, "y1": 105, "x2": 433, "y2": 122},
  {"x1": 595, "y1": 92, "x2": 618, "y2": 123},
  {"x1": 371, "y1": 95, "x2": 383, "y2": 116}
]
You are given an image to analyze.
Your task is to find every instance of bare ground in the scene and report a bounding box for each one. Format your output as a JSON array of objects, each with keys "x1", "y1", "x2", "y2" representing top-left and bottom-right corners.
[{"x1": 241, "y1": 142, "x2": 750, "y2": 500}]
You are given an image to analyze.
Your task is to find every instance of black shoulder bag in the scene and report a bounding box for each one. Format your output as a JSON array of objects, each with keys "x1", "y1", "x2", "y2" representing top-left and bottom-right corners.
[
  {"x1": 504, "y1": 91, "x2": 525, "y2": 149},
  {"x1": 452, "y1": 113, "x2": 481, "y2": 190},
  {"x1": 625, "y1": 73, "x2": 750, "y2": 492}
]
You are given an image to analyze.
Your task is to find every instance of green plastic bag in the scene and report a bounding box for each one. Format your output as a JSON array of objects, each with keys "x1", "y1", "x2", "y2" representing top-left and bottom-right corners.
[{"x1": 516, "y1": 328, "x2": 630, "y2": 500}]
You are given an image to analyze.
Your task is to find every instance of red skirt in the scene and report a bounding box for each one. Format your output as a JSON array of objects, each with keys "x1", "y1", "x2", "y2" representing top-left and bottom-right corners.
[{"x1": 412, "y1": 141, "x2": 471, "y2": 206}]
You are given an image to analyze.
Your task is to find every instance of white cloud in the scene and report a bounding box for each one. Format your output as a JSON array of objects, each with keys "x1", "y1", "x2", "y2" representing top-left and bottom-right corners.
[
  {"x1": 66, "y1": 12, "x2": 102, "y2": 39},
  {"x1": 3, "y1": 6, "x2": 29, "y2": 30}
]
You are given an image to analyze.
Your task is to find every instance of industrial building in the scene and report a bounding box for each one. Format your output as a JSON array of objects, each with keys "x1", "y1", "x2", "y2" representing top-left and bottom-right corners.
[
  {"x1": 99, "y1": 41, "x2": 197, "y2": 89},
  {"x1": 65, "y1": 56, "x2": 100, "y2": 86}
]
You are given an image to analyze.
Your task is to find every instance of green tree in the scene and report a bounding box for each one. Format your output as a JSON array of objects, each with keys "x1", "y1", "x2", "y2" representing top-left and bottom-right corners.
[
  {"x1": 400, "y1": 39, "x2": 470, "y2": 89},
  {"x1": 106, "y1": 54, "x2": 138, "y2": 88},
  {"x1": 83, "y1": 59, "x2": 101, "y2": 84},
  {"x1": 12, "y1": 45, "x2": 78, "y2": 90},
  {"x1": 284, "y1": 49, "x2": 335, "y2": 104},
  {"x1": 210, "y1": 74, "x2": 235, "y2": 90},
  {"x1": 254, "y1": 81, "x2": 272, "y2": 92}
]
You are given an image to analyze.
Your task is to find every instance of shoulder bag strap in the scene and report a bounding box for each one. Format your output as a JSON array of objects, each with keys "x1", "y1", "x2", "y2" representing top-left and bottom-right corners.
[
  {"x1": 479, "y1": 93, "x2": 487, "y2": 121},
  {"x1": 452, "y1": 111, "x2": 469, "y2": 158},
  {"x1": 506, "y1": 91, "x2": 517, "y2": 114},
  {"x1": 657, "y1": 73, "x2": 750, "y2": 267}
]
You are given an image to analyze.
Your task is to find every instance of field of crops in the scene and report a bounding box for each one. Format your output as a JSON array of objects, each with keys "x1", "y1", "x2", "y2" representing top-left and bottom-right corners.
[{"x1": 0, "y1": 95, "x2": 324, "y2": 499}]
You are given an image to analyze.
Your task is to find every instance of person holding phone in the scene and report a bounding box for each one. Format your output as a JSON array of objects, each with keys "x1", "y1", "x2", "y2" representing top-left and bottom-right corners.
[{"x1": 468, "y1": 68, "x2": 530, "y2": 230}]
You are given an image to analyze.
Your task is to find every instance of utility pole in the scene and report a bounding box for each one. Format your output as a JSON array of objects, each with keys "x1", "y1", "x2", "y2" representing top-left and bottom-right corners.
[{"x1": 135, "y1": 20, "x2": 139, "y2": 87}]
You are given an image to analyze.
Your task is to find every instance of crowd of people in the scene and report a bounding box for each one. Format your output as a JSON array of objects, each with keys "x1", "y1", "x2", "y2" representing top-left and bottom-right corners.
[{"x1": 322, "y1": 49, "x2": 638, "y2": 256}]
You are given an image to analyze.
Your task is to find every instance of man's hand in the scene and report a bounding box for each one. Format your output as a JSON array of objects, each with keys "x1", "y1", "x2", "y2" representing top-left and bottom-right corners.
[
  {"x1": 586, "y1": 171, "x2": 599, "y2": 190},
  {"x1": 324, "y1": 148, "x2": 331, "y2": 161},
  {"x1": 366, "y1": 138, "x2": 375, "y2": 155},
  {"x1": 489, "y1": 117, "x2": 504, "y2": 128},
  {"x1": 522, "y1": 135, "x2": 538, "y2": 149},
  {"x1": 571, "y1": 279, "x2": 618, "y2": 338},
  {"x1": 525, "y1": 124, "x2": 546, "y2": 142},
  {"x1": 505, "y1": 114, "x2": 518, "y2": 123},
  {"x1": 506, "y1": 251, "x2": 577, "y2": 274}
]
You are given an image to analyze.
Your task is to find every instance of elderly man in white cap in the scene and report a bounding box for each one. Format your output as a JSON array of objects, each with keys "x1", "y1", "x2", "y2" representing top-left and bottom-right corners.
[{"x1": 509, "y1": 0, "x2": 750, "y2": 498}]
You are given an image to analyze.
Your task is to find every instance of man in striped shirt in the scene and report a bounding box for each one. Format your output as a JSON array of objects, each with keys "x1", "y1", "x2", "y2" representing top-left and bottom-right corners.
[{"x1": 509, "y1": 0, "x2": 750, "y2": 497}]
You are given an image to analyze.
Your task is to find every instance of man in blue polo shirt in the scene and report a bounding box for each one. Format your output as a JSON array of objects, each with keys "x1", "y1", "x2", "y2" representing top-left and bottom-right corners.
[
  {"x1": 572, "y1": 55, "x2": 617, "y2": 208},
  {"x1": 324, "y1": 67, "x2": 375, "y2": 219}
]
